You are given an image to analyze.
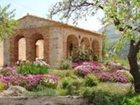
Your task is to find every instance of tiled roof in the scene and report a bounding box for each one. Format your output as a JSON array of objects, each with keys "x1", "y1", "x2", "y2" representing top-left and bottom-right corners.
[{"x1": 18, "y1": 14, "x2": 103, "y2": 37}]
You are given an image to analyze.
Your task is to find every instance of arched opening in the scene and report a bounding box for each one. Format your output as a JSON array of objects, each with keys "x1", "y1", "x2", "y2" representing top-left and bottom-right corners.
[
  {"x1": 35, "y1": 39, "x2": 44, "y2": 60},
  {"x1": 18, "y1": 37, "x2": 26, "y2": 61},
  {"x1": 67, "y1": 35, "x2": 78, "y2": 57},
  {"x1": 80, "y1": 37, "x2": 90, "y2": 52},
  {"x1": 92, "y1": 40, "x2": 100, "y2": 56},
  {"x1": 28, "y1": 33, "x2": 44, "y2": 61}
]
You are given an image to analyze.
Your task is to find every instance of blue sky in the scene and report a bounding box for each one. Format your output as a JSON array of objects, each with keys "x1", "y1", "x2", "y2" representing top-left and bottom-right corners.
[{"x1": 0, "y1": 0, "x2": 104, "y2": 31}]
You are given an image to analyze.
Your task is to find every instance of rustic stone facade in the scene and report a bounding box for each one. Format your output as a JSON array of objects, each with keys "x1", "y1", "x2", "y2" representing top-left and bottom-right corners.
[{"x1": 0, "y1": 15, "x2": 103, "y2": 68}]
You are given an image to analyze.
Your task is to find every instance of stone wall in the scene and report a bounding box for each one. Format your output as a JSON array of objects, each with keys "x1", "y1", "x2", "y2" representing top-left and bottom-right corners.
[
  {"x1": 0, "y1": 41, "x2": 4, "y2": 66},
  {"x1": 0, "y1": 39, "x2": 10, "y2": 67},
  {"x1": 0, "y1": 96, "x2": 88, "y2": 105}
]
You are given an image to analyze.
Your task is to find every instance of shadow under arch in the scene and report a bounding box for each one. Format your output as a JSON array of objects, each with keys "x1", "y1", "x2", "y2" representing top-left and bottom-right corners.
[
  {"x1": 28, "y1": 33, "x2": 44, "y2": 61},
  {"x1": 67, "y1": 35, "x2": 79, "y2": 57}
]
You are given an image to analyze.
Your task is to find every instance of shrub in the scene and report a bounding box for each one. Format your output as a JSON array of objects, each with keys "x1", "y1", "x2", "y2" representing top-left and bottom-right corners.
[
  {"x1": 84, "y1": 74, "x2": 99, "y2": 87},
  {"x1": 0, "y1": 74, "x2": 44, "y2": 90},
  {"x1": 74, "y1": 62, "x2": 101, "y2": 77},
  {"x1": 122, "y1": 95, "x2": 140, "y2": 105},
  {"x1": 42, "y1": 74, "x2": 59, "y2": 89},
  {"x1": 17, "y1": 63, "x2": 48, "y2": 75},
  {"x1": 24, "y1": 88, "x2": 57, "y2": 96},
  {"x1": 0, "y1": 66, "x2": 17, "y2": 76},
  {"x1": 72, "y1": 46, "x2": 98, "y2": 62},
  {"x1": 60, "y1": 59, "x2": 72, "y2": 69},
  {"x1": 80, "y1": 87, "x2": 123, "y2": 105},
  {"x1": 94, "y1": 70, "x2": 131, "y2": 83},
  {"x1": 61, "y1": 77, "x2": 72, "y2": 89},
  {"x1": 97, "y1": 72, "x2": 113, "y2": 82},
  {"x1": 90, "y1": 91, "x2": 123, "y2": 105},
  {"x1": 61, "y1": 77, "x2": 82, "y2": 95},
  {"x1": 112, "y1": 70, "x2": 129, "y2": 83},
  {"x1": 0, "y1": 81, "x2": 5, "y2": 91},
  {"x1": 122, "y1": 70, "x2": 134, "y2": 82},
  {"x1": 79, "y1": 87, "x2": 95, "y2": 98}
]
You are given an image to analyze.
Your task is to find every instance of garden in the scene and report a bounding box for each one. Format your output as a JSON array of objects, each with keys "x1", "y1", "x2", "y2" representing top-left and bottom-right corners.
[
  {"x1": 1, "y1": 0, "x2": 140, "y2": 104},
  {"x1": 0, "y1": 58, "x2": 138, "y2": 105}
]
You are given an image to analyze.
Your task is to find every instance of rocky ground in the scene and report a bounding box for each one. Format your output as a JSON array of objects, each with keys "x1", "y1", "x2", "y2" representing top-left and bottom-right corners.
[{"x1": 0, "y1": 96, "x2": 88, "y2": 105}]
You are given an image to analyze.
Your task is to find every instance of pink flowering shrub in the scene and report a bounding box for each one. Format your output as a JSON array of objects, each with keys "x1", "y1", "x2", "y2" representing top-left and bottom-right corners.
[
  {"x1": 74, "y1": 61, "x2": 131, "y2": 83},
  {"x1": 42, "y1": 74, "x2": 59, "y2": 88},
  {"x1": 74, "y1": 61, "x2": 102, "y2": 76},
  {"x1": 0, "y1": 74, "x2": 44, "y2": 89},
  {"x1": 75, "y1": 65, "x2": 92, "y2": 76},
  {"x1": 0, "y1": 65, "x2": 60, "y2": 90},
  {"x1": 25, "y1": 74, "x2": 44, "y2": 89},
  {"x1": 93, "y1": 70, "x2": 130, "y2": 83},
  {"x1": 96, "y1": 72, "x2": 113, "y2": 82},
  {"x1": 0, "y1": 66, "x2": 17, "y2": 76},
  {"x1": 0, "y1": 74, "x2": 60, "y2": 90},
  {"x1": 112, "y1": 70, "x2": 129, "y2": 83}
]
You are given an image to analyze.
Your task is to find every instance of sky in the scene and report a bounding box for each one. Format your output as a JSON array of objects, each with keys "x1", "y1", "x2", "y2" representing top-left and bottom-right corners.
[{"x1": 0, "y1": 0, "x2": 104, "y2": 31}]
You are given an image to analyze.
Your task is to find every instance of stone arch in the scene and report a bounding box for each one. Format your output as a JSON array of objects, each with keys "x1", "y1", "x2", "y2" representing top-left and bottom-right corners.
[
  {"x1": 92, "y1": 39, "x2": 100, "y2": 56},
  {"x1": 80, "y1": 37, "x2": 90, "y2": 51},
  {"x1": 27, "y1": 33, "x2": 44, "y2": 61},
  {"x1": 67, "y1": 35, "x2": 78, "y2": 57},
  {"x1": 10, "y1": 35, "x2": 26, "y2": 64}
]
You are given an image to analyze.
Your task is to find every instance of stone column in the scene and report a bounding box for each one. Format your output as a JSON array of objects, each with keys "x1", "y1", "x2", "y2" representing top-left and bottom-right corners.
[
  {"x1": 9, "y1": 38, "x2": 18, "y2": 65},
  {"x1": 44, "y1": 35, "x2": 49, "y2": 63},
  {"x1": 26, "y1": 38, "x2": 36, "y2": 62},
  {"x1": 49, "y1": 28, "x2": 64, "y2": 68},
  {"x1": 3, "y1": 39, "x2": 10, "y2": 65},
  {"x1": 0, "y1": 41, "x2": 4, "y2": 66}
]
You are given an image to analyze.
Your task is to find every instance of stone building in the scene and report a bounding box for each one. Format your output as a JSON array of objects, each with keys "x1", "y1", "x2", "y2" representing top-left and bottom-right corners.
[{"x1": 0, "y1": 15, "x2": 103, "y2": 68}]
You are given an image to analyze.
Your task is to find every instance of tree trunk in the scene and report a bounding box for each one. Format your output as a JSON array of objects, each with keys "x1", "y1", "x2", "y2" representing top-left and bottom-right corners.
[{"x1": 128, "y1": 40, "x2": 140, "y2": 93}]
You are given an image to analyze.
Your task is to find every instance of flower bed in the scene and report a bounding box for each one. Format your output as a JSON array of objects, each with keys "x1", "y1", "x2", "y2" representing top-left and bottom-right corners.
[
  {"x1": 0, "y1": 66, "x2": 59, "y2": 91},
  {"x1": 0, "y1": 61, "x2": 133, "y2": 97},
  {"x1": 74, "y1": 61, "x2": 133, "y2": 83}
]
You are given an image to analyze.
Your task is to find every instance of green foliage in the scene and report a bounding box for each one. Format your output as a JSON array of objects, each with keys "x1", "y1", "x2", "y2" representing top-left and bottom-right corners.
[
  {"x1": 80, "y1": 85, "x2": 140, "y2": 105},
  {"x1": 89, "y1": 91, "x2": 123, "y2": 105},
  {"x1": 123, "y1": 71, "x2": 134, "y2": 82},
  {"x1": 56, "y1": 88, "x2": 67, "y2": 96},
  {"x1": 72, "y1": 47, "x2": 98, "y2": 62},
  {"x1": 80, "y1": 87, "x2": 124, "y2": 105},
  {"x1": 95, "y1": 82, "x2": 132, "y2": 95},
  {"x1": 60, "y1": 59, "x2": 72, "y2": 69},
  {"x1": 103, "y1": 0, "x2": 140, "y2": 54},
  {"x1": 79, "y1": 87, "x2": 95, "y2": 97},
  {"x1": 29, "y1": 84, "x2": 47, "y2": 92},
  {"x1": 42, "y1": 78, "x2": 58, "y2": 89},
  {"x1": 61, "y1": 77, "x2": 82, "y2": 95},
  {"x1": 84, "y1": 74, "x2": 99, "y2": 87},
  {"x1": 123, "y1": 95, "x2": 140, "y2": 105},
  {"x1": 105, "y1": 55, "x2": 129, "y2": 67},
  {"x1": 24, "y1": 88, "x2": 57, "y2": 96},
  {"x1": 17, "y1": 63, "x2": 49, "y2": 75},
  {"x1": 0, "y1": 5, "x2": 17, "y2": 40},
  {"x1": 0, "y1": 81, "x2": 5, "y2": 91},
  {"x1": 49, "y1": 70, "x2": 69, "y2": 78}
]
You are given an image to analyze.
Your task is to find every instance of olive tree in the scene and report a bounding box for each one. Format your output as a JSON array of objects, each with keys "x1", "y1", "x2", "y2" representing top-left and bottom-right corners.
[
  {"x1": 0, "y1": 4, "x2": 17, "y2": 40},
  {"x1": 49, "y1": 0, "x2": 140, "y2": 93}
]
